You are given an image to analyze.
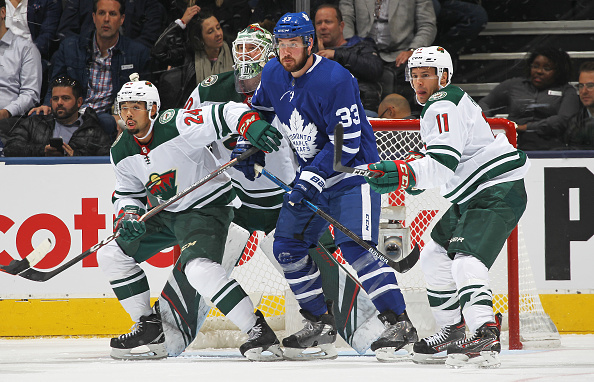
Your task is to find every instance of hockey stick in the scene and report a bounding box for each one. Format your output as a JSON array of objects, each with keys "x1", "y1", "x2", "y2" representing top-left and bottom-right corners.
[
  {"x1": 0, "y1": 238, "x2": 53, "y2": 275},
  {"x1": 333, "y1": 123, "x2": 384, "y2": 179},
  {"x1": 254, "y1": 164, "x2": 419, "y2": 273},
  {"x1": 16, "y1": 146, "x2": 260, "y2": 282}
]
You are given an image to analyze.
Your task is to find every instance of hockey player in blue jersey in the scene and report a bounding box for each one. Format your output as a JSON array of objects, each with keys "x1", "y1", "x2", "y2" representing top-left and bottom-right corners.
[{"x1": 236, "y1": 12, "x2": 418, "y2": 361}]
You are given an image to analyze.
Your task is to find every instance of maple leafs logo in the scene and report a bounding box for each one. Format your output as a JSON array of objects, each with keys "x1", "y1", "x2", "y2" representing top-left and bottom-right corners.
[
  {"x1": 146, "y1": 170, "x2": 177, "y2": 201},
  {"x1": 280, "y1": 109, "x2": 319, "y2": 159}
]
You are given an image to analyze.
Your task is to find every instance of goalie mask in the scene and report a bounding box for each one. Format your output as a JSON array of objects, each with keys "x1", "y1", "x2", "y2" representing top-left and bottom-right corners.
[
  {"x1": 116, "y1": 77, "x2": 161, "y2": 124},
  {"x1": 406, "y1": 46, "x2": 454, "y2": 90},
  {"x1": 232, "y1": 24, "x2": 275, "y2": 93}
]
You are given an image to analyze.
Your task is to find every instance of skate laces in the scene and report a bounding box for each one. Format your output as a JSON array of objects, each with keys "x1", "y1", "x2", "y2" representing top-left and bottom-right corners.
[
  {"x1": 425, "y1": 326, "x2": 451, "y2": 346},
  {"x1": 247, "y1": 323, "x2": 263, "y2": 341},
  {"x1": 119, "y1": 322, "x2": 142, "y2": 340}
]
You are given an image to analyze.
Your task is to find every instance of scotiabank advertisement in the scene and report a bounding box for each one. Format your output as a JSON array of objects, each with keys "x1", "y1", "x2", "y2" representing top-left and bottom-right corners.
[
  {"x1": 1, "y1": 157, "x2": 593, "y2": 299},
  {"x1": 0, "y1": 162, "x2": 173, "y2": 298}
]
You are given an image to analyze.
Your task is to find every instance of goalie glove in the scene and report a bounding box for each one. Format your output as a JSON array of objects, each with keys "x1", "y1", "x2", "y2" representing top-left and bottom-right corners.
[
  {"x1": 365, "y1": 160, "x2": 417, "y2": 195},
  {"x1": 289, "y1": 166, "x2": 327, "y2": 204},
  {"x1": 114, "y1": 206, "x2": 147, "y2": 242},
  {"x1": 237, "y1": 110, "x2": 282, "y2": 153},
  {"x1": 230, "y1": 136, "x2": 265, "y2": 181}
]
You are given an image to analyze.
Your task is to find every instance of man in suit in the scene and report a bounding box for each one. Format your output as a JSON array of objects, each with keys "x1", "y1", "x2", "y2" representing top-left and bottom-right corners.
[{"x1": 339, "y1": 0, "x2": 437, "y2": 104}]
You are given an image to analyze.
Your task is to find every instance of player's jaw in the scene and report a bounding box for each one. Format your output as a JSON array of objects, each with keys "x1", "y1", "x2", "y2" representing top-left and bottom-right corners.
[{"x1": 279, "y1": 51, "x2": 308, "y2": 73}]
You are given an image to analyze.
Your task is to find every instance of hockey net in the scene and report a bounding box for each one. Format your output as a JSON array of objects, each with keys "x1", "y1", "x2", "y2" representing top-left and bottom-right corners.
[{"x1": 191, "y1": 118, "x2": 559, "y2": 350}]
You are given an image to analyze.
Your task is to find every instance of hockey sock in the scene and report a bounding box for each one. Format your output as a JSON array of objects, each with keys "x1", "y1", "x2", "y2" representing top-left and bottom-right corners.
[
  {"x1": 273, "y1": 237, "x2": 326, "y2": 316},
  {"x1": 452, "y1": 254, "x2": 494, "y2": 333},
  {"x1": 420, "y1": 240, "x2": 462, "y2": 327},
  {"x1": 97, "y1": 241, "x2": 152, "y2": 321},
  {"x1": 340, "y1": 241, "x2": 406, "y2": 315},
  {"x1": 185, "y1": 258, "x2": 256, "y2": 333}
]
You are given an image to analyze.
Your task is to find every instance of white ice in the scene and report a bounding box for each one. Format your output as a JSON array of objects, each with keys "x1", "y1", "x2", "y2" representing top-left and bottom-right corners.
[{"x1": 1, "y1": 335, "x2": 593, "y2": 382}]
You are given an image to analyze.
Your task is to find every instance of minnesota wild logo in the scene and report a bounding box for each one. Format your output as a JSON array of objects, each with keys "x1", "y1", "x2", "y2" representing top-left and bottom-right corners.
[{"x1": 146, "y1": 170, "x2": 177, "y2": 201}]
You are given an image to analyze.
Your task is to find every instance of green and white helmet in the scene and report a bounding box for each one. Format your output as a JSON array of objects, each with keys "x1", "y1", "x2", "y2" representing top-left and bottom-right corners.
[{"x1": 232, "y1": 24, "x2": 275, "y2": 93}]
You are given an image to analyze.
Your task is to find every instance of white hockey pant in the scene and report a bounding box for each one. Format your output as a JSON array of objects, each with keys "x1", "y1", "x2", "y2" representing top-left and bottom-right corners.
[{"x1": 420, "y1": 240, "x2": 495, "y2": 333}]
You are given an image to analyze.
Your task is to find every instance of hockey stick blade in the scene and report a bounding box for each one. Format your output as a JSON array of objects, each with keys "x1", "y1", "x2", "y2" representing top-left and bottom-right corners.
[
  {"x1": 333, "y1": 123, "x2": 383, "y2": 178},
  {"x1": 0, "y1": 238, "x2": 53, "y2": 275},
  {"x1": 16, "y1": 146, "x2": 260, "y2": 282},
  {"x1": 255, "y1": 164, "x2": 419, "y2": 273}
]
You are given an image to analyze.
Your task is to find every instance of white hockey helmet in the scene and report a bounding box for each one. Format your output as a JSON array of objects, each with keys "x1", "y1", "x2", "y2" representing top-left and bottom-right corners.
[
  {"x1": 116, "y1": 74, "x2": 161, "y2": 122},
  {"x1": 406, "y1": 46, "x2": 454, "y2": 89},
  {"x1": 232, "y1": 24, "x2": 275, "y2": 93}
]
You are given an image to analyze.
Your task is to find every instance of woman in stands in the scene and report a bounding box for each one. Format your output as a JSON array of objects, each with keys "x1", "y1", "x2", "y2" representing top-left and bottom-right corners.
[
  {"x1": 152, "y1": 6, "x2": 233, "y2": 109},
  {"x1": 479, "y1": 47, "x2": 579, "y2": 150}
]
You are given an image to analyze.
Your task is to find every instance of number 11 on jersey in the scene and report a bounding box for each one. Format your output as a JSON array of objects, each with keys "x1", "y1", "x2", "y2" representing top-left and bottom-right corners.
[{"x1": 436, "y1": 113, "x2": 449, "y2": 133}]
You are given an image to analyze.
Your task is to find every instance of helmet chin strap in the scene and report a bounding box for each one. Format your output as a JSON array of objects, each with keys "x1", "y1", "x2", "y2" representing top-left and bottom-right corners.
[{"x1": 135, "y1": 121, "x2": 154, "y2": 141}]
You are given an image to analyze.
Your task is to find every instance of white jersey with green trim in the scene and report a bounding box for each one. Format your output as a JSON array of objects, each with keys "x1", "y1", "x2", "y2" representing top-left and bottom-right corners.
[
  {"x1": 408, "y1": 85, "x2": 530, "y2": 205},
  {"x1": 110, "y1": 102, "x2": 248, "y2": 214},
  {"x1": 187, "y1": 73, "x2": 298, "y2": 210}
]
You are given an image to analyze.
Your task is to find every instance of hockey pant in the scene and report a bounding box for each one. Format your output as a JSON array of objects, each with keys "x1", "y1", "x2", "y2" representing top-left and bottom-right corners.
[
  {"x1": 273, "y1": 237, "x2": 406, "y2": 317},
  {"x1": 97, "y1": 241, "x2": 256, "y2": 332},
  {"x1": 420, "y1": 240, "x2": 494, "y2": 333}
]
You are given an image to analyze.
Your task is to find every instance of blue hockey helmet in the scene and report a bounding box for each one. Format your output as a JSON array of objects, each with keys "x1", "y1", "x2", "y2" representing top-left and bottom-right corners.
[{"x1": 273, "y1": 12, "x2": 315, "y2": 47}]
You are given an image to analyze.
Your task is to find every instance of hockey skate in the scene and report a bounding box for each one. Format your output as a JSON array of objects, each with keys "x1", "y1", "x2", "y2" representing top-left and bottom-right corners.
[
  {"x1": 412, "y1": 319, "x2": 466, "y2": 364},
  {"x1": 282, "y1": 301, "x2": 338, "y2": 361},
  {"x1": 240, "y1": 310, "x2": 283, "y2": 361},
  {"x1": 370, "y1": 310, "x2": 418, "y2": 362},
  {"x1": 445, "y1": 320, "x2": 501, "y2": 369},
  {"x1": 110, "y1": 303, "x2": 167, "y2": 360}
]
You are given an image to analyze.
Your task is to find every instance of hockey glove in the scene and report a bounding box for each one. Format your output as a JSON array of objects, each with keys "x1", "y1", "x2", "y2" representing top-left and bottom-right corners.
[
  {"x1": 289, "y1": 166, "x2": 327, "y2": 204},
  {"x1": 404, "y1": 151, "x2": 425, "y2": 195},
  {"x1": 237, "y1": 111, "x2": 282, "y2": 153},
  {"x1": 231, "y1": 136, "x2": 265, "y2": 181},
  {"x1": 365, "y1": 160, "x2": 417, "y2": 194},
  {"x1": 114, "y1": 206, "x2": 147, "y2": 242}
]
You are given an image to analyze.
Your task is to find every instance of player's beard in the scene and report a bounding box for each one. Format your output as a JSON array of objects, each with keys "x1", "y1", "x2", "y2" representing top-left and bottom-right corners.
[{"x1": 279, "y1": 51, "x2": 309, "y2": 73}]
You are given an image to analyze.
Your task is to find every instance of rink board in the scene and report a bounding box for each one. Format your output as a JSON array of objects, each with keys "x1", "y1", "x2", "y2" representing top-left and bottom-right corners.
[{"x1": 0, "y1": 157, "x2": 593, "y2": 335}]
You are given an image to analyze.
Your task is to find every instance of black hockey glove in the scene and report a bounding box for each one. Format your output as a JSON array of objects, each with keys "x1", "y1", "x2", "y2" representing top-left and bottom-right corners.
[{"x1": 231, "y1": 137, "x2": 265, "y2": 181}]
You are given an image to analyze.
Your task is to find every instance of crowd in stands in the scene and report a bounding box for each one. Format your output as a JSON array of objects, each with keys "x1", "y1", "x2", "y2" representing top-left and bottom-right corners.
[{"x1": 1, "y1": 0, "x2": 593, "y2": 157}]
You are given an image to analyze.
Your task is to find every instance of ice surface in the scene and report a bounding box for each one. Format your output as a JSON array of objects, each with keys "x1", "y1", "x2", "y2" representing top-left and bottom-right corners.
[{"x1": 1, "y1": 335, "x2": 593, "y2": 382}]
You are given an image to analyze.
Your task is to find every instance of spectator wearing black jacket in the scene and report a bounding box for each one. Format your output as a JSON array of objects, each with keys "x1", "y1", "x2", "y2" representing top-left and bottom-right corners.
[
  {"x1": 314, "y1": 4, "x2": 383, "y2": 114},
  {"x1": 5, "y1": 76, "x2": 111, "y2": 157}
]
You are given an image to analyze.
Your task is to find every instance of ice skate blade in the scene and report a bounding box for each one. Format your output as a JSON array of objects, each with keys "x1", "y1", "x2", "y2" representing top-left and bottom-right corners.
[
  {"x1": 445, "y1": 351, "x2": 501, "y2": 369},
  {"x1": 244, "y1": 344, "x2": 284, "y2": 362},
  {"x1": 374, "y1": 346, "x2": 413, "y2": 363},
  {"x1": 110, "y1": 343, "x2": 168, "y2": 360},
  {"x1": 411, "y1": 351, "x2": 447, "y2": 364},
  {"x1": 283, "y1": 344, "x2": 338, "y2": 361}
]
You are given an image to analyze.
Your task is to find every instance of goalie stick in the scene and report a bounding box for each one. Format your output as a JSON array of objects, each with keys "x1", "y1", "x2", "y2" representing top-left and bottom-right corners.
[
  {"x1": 0, "y1": 238, "x2": 53, "y2": 275},
  {"x1": 254, "y1": 164, "x2": 419, "y2": 273},
  {"x1": 15, "y1": 146, "x2": 260, "y2": 282},
  {"x1": 333, "y1": 123, "x2": 384, "y2": 179}
]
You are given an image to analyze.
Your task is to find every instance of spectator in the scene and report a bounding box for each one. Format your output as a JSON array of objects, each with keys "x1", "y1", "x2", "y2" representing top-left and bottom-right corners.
[
  {"x1": 314, "y1": 4, "x2": 383, "y2": 115},
  {"x1": 57, "y1": 0, "x2": 165, "y2": 49},
  {"x1": 0, "y1": 0, "x2": 42, "y2": 122},
  {"x1": 431, "y1": 0, "x2": 488, "y2": 60},
  {"x1": 4, "y1": 76, "x2": 111, "y2": 157},
  {"x1": 3, "y1": 0, "x2": 62, "y2": 60},
  {"x1": 339, "y1": 0, "x2": 436, "y2": 103},
  {"x1": 479, "y1": 47, "x2": 579, "y2": 151},
  {"x1": 152, "y1": 7, "x2": 233, "y2": 109},
  {"x1": 377, "y1": 93, "x2": 412, "y2": 119},
  {"x1": 563, "y1": 61, "x2": 594, "y2": 150},
  {"x1": 31, "y1": 0, "x2": 151, "y2": 141}
]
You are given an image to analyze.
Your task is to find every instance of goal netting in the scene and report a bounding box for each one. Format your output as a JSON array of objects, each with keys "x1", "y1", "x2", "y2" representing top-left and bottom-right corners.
[{"x1": 190, "y1": 118, "x2": 560, "y2": 350}]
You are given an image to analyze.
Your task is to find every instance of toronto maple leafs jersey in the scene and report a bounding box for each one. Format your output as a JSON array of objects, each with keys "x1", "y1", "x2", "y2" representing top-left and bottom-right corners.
[
  {"x1": 185, "y1": 71, "x2": 298, "y2": 210},
  {"x1": 408, "y1": 85, "x2": 530, "y2": 205},
  {"x1": 110, "y1": 103, "x2": 249, "y2": 214},
  {"x1": 252, "y1": 54, "x2": 380, "y2": 190}
]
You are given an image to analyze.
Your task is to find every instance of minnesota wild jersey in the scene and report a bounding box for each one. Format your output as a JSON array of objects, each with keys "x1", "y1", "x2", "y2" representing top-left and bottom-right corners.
[
  {"x1": 186, "y1": 71, "x2": 298, "y2": 211},
  {"x1": 409, "y1": 84, "x2": 530, "y2": 204},
  {"x1": 110, "y1": 103, "x2": 249, "y2": 213}
]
